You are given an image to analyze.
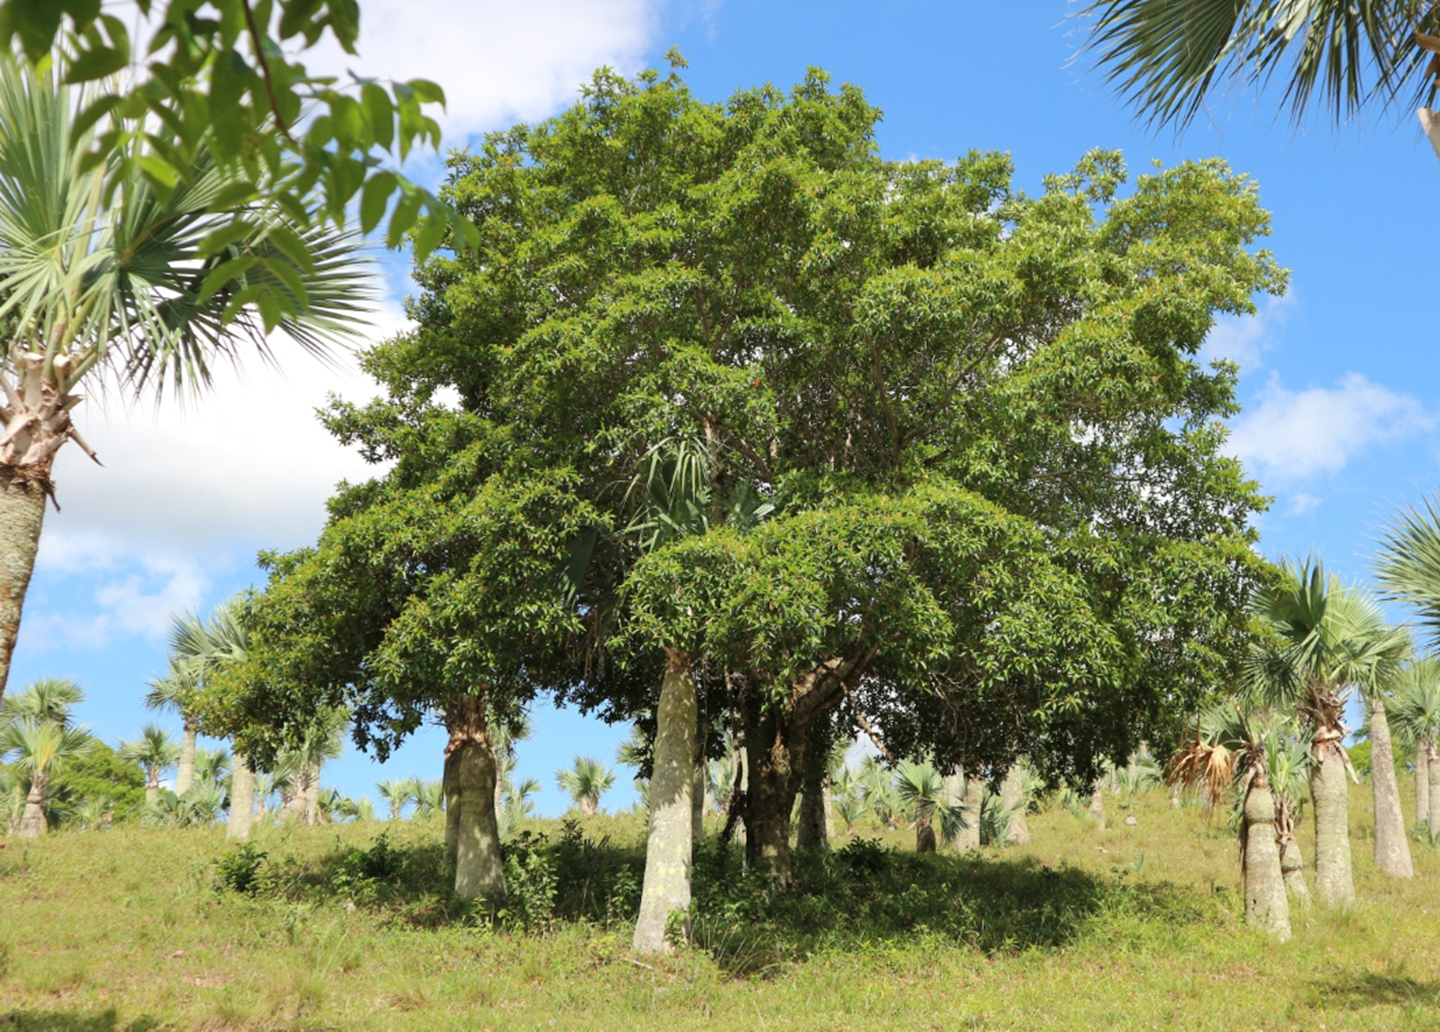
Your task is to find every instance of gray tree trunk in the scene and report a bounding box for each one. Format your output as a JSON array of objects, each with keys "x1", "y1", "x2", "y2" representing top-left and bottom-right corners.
[
  {"x1": 1369, "y1": 699, "x2": 1414, "y2": 878},
  {"x1": 443, "y1": 746, "x2": 462, "y2": 867},
  {"x1": 1416, "y1": 741, "x2": 1430, "y2": 830},
  {"x1": 1280, "y1": 835, "x2": 1310, "y2": 906},
  {"x1": 0, "y1": 472, "x2": 45, "y2": 702},
  {"x1": 145, "y1": 778, "x2": 159, "y2": 808},
  {"x1": 1429, "y1": 741, "x2": 1440, "y2": 839},
  {"x1": 283, "y1": 765, "x2": 310, "y2": 824},
  {"x1": 955, "y1": 772, "x2": 983, "y2": 852},
  {"x1": 1243, "y1": 782, "x2": 1291, "y2": 941},
  {"x1": 691, "y1": 762, "x2": 706, "y2": 846},
  {"x1": 453, "y1": 735, "x2": 506, "y2": 900},
  {"x1": 227, "y1": 753, "x2": 255, "y2": 841},
  {"x1": 1170, "y1": 784, "x2": 1182, "y2": 809},
  {"x1": 304, "y1": 763, "x2": 321, "y2": 826},
  {"x1": 1000, "y1": 763, "x2": 1030, "y2": 845},
  {"x1": 1311, "y1": 744, "x2": 1355, "y2": 907},
  {"x1": 16, "y1": 773, "x2": 46, "y2": 838},
  {"x1": 634, "y1": 651, "x2": 697, "y2": 953},
  {"x1": 175, "y1": 722, "x2": 198, "y2": 797},
  {"x1": 1088, "y1": 780, "x2": 1106, "y2": 831},
  {"x1": 796, "y1": 735, "x2": 829, "y2": 852}
]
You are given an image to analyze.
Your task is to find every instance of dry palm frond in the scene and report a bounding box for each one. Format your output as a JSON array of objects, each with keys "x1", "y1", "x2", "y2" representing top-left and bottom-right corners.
[{"x1": 1167, "y1": 729, "x2": 1236, "y2": 813}]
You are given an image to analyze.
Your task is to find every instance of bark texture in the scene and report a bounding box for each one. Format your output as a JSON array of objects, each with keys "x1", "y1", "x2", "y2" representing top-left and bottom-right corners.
[
  {"x1": 227, "y1": 753, "x2": 255, "y2": 841},
  {"x1": 1280, "y1": 835, "x2": 1310, "y2": 906},
  {"x1": 304, "y1": 764, "x2": 321, "y2": 826},
  {"x1": 1311, "y1": 745, "x2": 1355, "y2": 907},
  {"x1": 1242, "y1": 781, "x2": 1292, "y2": 941},
  {"x1": 691, "y1": 762, "x2": 707, "y2": 845},
  {"x1": 795, "y1": 723, "x2": 829, "y2": 853},
  {"x1": 634, "y1": 651, "x2": 697, "y2": 953},
  {"x1": 16, "y1": 772, "x2": 46, "y2": 838},
  {"x1": 1416, "y1": 742, "x2": 1431, "y2": 831},
  {"x1": 175, "y1": 723, "x2": 197, "y2": 797},
  {"x1": 1368, "y1": 699, "x2": 1414, "y2": 878},
  {"x1": 0, "y1": 473, "x2": 45, "y2": 702},
  {"x1": 449, "y1": 696, "x2": 506, "y2": 901},
  {"x1": 1429, "y1": 741, "x2": 1440, "y2": 839},
  {"x1": 955, "y1": 773, "x2": 983, "y2": 851},
  {"x1": 1000, "y1": 763, "x2": 1030, "y2": 845},
  {"x1": 443, "y1": 746, "x2": 462, "y2": 867}
]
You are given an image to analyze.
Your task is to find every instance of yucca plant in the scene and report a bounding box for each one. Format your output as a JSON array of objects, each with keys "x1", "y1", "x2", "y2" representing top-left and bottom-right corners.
[
  {"x1": 410, "y1": 778, "x2": 446, "y2": 819},
  {"x1": 501, "y1": 777, "x2": 540, "y2": 837}
]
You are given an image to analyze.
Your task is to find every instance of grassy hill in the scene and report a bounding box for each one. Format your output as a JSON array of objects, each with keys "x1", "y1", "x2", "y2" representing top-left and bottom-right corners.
[{"x1": 2, "y1": 782, "x2": 1438, "y2": 1030}]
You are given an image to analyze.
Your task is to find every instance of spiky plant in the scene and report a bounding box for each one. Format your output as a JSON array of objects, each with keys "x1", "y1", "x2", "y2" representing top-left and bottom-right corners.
[
  {"x1": 893, "y1": 760, "x2": 965, "y2": 852},
  {"x1": 556, "y1": 756, "x2": 616, "y2": 817},
  {"x1": 118, "y1": 724, "x2": 180, "y2": 807},
  {"x1": 375, "y1": 778, "x2": 414, "y2": 821},
  {"x1": 0, "y1": 677, "x2": 84, "y2": 728}
]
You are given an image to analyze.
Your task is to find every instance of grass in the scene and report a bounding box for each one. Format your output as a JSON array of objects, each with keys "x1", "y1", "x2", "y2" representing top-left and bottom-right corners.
[{"x1": 2, "y1": 783, "x2": 1440, "y2": 1030}]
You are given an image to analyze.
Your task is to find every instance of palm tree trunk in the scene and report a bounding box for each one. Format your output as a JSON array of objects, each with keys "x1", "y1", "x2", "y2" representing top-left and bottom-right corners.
[
  {"x1": 1242, "y1": 780, "x2": 1291, "y2": 941},
  {"x1": 175, "y1": 721, "x2": 198, "y2": 797},
  {"x1": 1368, "y1": 698, "x2": 1414, "y2": 878},
  {"x1": 443, "y1": 746, "x2": 462, "y2": 867},
  {"x1": 1416, "y1": 740, "x2": 1430, "y2": 830},
  {"x1": 1088, "y1": 779, "x2": 1106, "y2": 831},
  {"x1": 1311, "y1": 740, "x2": 1355, "y2": 907},
  {"x1": 957, "y1": 772, "x2": 983, "y2": 851},
  {"x1": 145, "y1": 778, "x2": 159, "y2": 808},
  {"x1": 453, "y1": 730, "x2": 506, "y2": 900},
  {"x1": 1280, "y1": 835, "x2": 1310, "y2": 906},
  {"x1": 580, "y1": 795, "x2": 598, "y2": 818},
  {"x1": 304, "y1": 763, "x2": 321, "y2": 826},
  {"x1": 16, "y1": 772, "x2": 47, "y2": 838},
  {"x1": 0, "y1": 470, "x2": 46, "y2": 703},
  {"x1": 634, "y1": 649, "x2": 697, "y2": 953},
  {"x1": 1429, "y1": 740, "x2": 1440, "y2": 839},
  {"x1": 1169, "y1": 783, "x2": 1182, "y2": 809},
  {"x1": 1000, "y1": 763, "x2": 1030, "y2": 845},
  {"x1": 227, "y1": 753, "x2": 255, "y2": 841}
]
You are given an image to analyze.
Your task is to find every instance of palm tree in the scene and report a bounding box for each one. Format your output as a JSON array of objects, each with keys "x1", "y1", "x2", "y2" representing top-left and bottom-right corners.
[
  {"x1": 1170, "y1": 702, "x2": 1292, "y2": 941},
  {"x1": 0, "y1": 57, "x2": 371, "y2": 701},
  {"x1": 1082, "y1": 2, "x2": 1440, "y2": 145},
  {"x1": 410, "y1": 778, "x2": 446, "y2": 819},
  {"x1": 556, "y1": 756, "x2": 616, "y2": 817},
  {"x1": 893, "y1": 760, "x2": 965, "y2": 853},
  {"x1": 276, "y1": 711, "x2": 346, "y2": 826},
  {"x1": 1390, "y1": 657, "x2": 1440, "y2": 837},
  {"x1": 1363, "y1": 657, "x2": 1417, "y2": 879},
  {"x1": 0, "y1": 718, "x2": 92, "y2": 837},
  {"x1": 119, "y1": 725, "x2": 181, "y2": 807},
  {"x1": 0, "y1": 677, "x2": 84, "y2": 727},
  {"x1": 376, "y1": 778, "x2": 414, "y2": 821},
  {"x1": 1249, "y1": 560, "x2": 1408, "y2": 906},
  {"x1": 193, "y1": 747, "x2": 231, "y2": 789},
  {"x1": 500, "y1": 777, "x2": 541, "y2": 837},
  {"x1": 144, "y1": 657, "x2": 202, "y2": 796}
]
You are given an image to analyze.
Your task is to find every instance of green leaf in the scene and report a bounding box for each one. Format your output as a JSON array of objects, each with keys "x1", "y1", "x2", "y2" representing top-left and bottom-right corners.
[
  {"x1": 263, "y1": 224, "x2": 318, "y2": 276},
  {"x1": 359, "y1": 171, "x2": 395, "y2": 236},
  {"x1": 361, "y1": 82, "x2": 393, "y2": 151},
  {"x1": 406, "y1": 78, "x2": 445, "y2": 106},
  {"x1": 385, "y1": 188, "x2": 421, "y2": 249},
  {"x1": 199, "y1": 220, "x2": 255, "y2": 258},
  {"x1": 197, "y1": 255, "x2": 258, "y2": 306}
]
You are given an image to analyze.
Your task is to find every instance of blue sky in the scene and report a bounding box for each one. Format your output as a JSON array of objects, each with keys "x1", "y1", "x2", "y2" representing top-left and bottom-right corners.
[{"x1": 12, "y1": 1, "x2": 1440, "y2": 816}]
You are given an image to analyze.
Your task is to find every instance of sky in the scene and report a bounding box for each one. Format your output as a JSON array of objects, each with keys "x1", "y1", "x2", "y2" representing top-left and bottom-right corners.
[{"x1": 11, "y1": 1, "x2": 1440, "y2": 816}]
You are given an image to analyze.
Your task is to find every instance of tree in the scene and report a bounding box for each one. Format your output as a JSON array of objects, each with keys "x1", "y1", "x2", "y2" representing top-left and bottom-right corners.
[
  {"x1": 119, "y1": 725, "x2": 180, "y2": 807},
  {"x1": 892, "y1": 760, "x2": 964, "y2": 853},
  {"x1": 0, "y1": 677, "x2": 84, "y2": 727},
  {"x1": 555, "y1": 756, "x2": 616, "y2": 817},
  {"x1": 375, "y1": 779, "x2": 413, "y2": 821},
  {"x1": 145, "y1": 652, "x2": 203, "y2": 797},
  {"x1": 0, "y1": 56, "x2": 373, "y2": 700},
  {"x1": 1390, "y1": 657, "x2": 1440, "y2": 836},
  {"x1": 1364, "y1": 663, "x2": 1416, "y2": 879},
  {"x1": 1082, "y1": 1, "x2": 1440, "y2": 157},
  {"x1": 1170, "y1": 702, "x2": 1293, "y2": 941},
  {"x1": 1248, "y1": 561, "x2": 1409, "y2": 905},
  {"x1": 0, "y1": 718, "x2": 93, "y2": 837}
]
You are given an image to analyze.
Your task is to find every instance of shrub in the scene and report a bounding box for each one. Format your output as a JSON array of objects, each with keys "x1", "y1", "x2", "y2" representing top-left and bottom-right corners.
[{"x1": 214, "y1": 842, "x2": 270, "y2": 896}]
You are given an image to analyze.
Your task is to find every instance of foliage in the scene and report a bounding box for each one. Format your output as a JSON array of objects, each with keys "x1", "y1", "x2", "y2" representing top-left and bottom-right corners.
[
  {"x1": 213, "y1": 841, "x2": 270, "y2": 896},
  {"x1": 555, "y1": 756, "x2": 616, "y2": 815},
  {"x1": 48, "y1": 740, "x2": 145, "y2": 819}
]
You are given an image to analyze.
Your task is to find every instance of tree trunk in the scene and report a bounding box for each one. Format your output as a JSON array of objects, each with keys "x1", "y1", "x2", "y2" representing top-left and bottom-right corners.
[
  {"x1": 443, "y1": 746, "x2": 462, "y2": 867},
  {"x1": 227, "y1": 753, "x2": 255, "y2": 841},
  {"x1": 1311, "y1": 739, "x2": 1355, "y2": 908},
  {"x1": 1000, "y1": 763, "x2": 1030, "y2": 845},
  {"x1": 1416, "y1": 740, "x2": 1430, "y2": 831},
  {"x1": 16, "y1": 772, "x2": 46, "y2": 838},
  {"x1": 691, "y1": 762, "x2": 706, "y2": 845},
  {"x1": 1242, "y1": 780, "x2": 1291, "y2": 942},
  {"x1": 453, "y1": 731, "x2": 506, "y2": 901},
  {"x1": 304, "y1": 763, "x2": 321, "y2": 826},
  {"x1": 0, "y1": 471, "x2": 46, "y2": 703},
  {"x1": 1088, "y1": 779, "x2": 1106, "y2": 831},
  {"x1": 145, "y1": 778, "x2": 159, "y2": 808},
  {"x1": 634, "y1": 650, "x2": 697, "y2": 953},
  {"x1": 957, "y1": 773, "x2": 983, "y2": 851},
  {"x1": 1369, "y1": 698, "x2": 1414, "y2": 878},
  {"x1": 284, "y1": 765, "x2": 310, "y2": 824},
  {"x1": 1429, "y1": 740, "x2": 1440, "y2": 839},
  {"x1": 915, "y1": 816, "x2": 936, "y2": 853},
  {"x1": 175, "y1": 721, "x2": 198, "y2": 797},
  {"x1": 1169, "y1": 783, "x2": 1181, "y2": 809},
  {"x1": 579, "y1": 795, "x2": 598, "y2": 818},
  {"x1": 1280, "y1": 835, "x2": 1310, "y2": 906},
  {"x1": 795, "y1": 722, "x2": 829, "y2": 853}
]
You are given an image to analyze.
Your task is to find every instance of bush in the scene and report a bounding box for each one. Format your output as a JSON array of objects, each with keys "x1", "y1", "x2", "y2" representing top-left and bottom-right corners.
[{"x1": 214, "y1": 842, "x2": 270, "y2": 896}]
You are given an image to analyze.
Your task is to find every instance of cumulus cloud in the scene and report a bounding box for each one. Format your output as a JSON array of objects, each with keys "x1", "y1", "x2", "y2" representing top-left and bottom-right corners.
[
  {"x1": 1199, "y1": 292, "x2": 1294, "y2": 374},
  {"x1": 1229, "y1": 372, "x2": 1434, "y2": 481}
]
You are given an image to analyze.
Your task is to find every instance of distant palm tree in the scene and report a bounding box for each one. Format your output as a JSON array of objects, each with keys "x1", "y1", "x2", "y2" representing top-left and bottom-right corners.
[
  {"x1": 1, "y1": 677, "x2": 84, "y2": 728},
  {"x1": 1, "y1": 718, "x2": 92, "y2": 837},
  {"x1": 893, "y1": 760, "x2": 964, "y2": 852},
  {"x1": 119, "y1": 725, "x2": 181, "y2": 807},
  {"x1": 193, "y1": 747, "x2": 231, "y2": 789},
  {"x1": 1390, "y1": 656, "x2": 1440, "y2": 836},
  {"x1": 500, "y1": 777, "x2": 540, "y2": 837},
  {"x1": 556, "y1": 756, "x2": 616, "y2": 817},
  {"x1": 410, "y1": 777, "x2": 446, "y2": 819},
  {"x1": 376, "y1": 778, "x2": 414, "y2": 821},
  {"x1": 145, "y1": 649, "x2": 203, "y2": 795},
  {"x1": 73, "y1": 795, "x2": 111, "y2": 831}
]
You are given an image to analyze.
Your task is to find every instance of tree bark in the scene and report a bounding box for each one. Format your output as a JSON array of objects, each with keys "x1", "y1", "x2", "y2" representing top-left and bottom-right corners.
[
  {"x1": 1280, "y1": 835, "x2": 1310, "y2": 906},
  {"x1": 283, "y1": 765, "x2": 310, "y2": 824},
  {"x1": 447, "y1": 695, "x2": 506, "y2": 900},
  {"x1": 145, "y1": 778, "x2": 159, "y2": 808},
  {"x1": 0, "y1": 470, "x2": 46, "y2": 703},
  {"x1": 1169, "y1": 783, "x2": 1181, "y2": 809},
  {"x1": 634, "y1": 650, "x2": 697, "y2": 953},
  {"x1": 16, "y1": 772, "x2": 46, "y2": 838},
  {"x1": 443, "y1": 745, "x2": 462, "y2": 867},
  {"x1": 1416, "y1": 740, "x2": 1430, "y2": 831},
  {"x1": 795, "y1": 722, "x2": 829, "y2": 853},
  {"x1": 175, "y1": 721, "x2": 198, "y2": 797},
  {"x1": 1000, "y1": 763, "x2": 1030, "y2": 845},
  {"x1": 956, "y1": 772, "x2": 983, "y2": 851},
  {"x1": 304, "y1": 762, "x2": 321, "y2": 826},
  {"x1": 1311, "y1": 740, "x2": 1355, "y2": 907},
  {"x1": 1088, "y1": 779, "x2": 1106, "y2": 831},
  {"x1": 1369, "y1": 698, "x2": 1414, "y2": 878},
  {"x1": 227, "y1": 753, "x2": 255, "y2": 841},
  {"x1": 1242, "y1": 780, "x2": 1291, "y2": 942},
  {"x1": 1429, "y1": 740, "x2": 1440, "y2": 839},
  {"x1": 691, "y1": 761, "x2": 706, "y2": 846}
]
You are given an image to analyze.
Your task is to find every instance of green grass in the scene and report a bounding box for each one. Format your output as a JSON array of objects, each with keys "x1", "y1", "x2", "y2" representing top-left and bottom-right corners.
[{"x1": 3, "y1": 783, "x2": 1440, "y2": 1030}]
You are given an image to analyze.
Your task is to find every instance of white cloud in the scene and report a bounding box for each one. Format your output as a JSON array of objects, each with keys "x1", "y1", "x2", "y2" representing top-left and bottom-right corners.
[
  {"x1": 1229, "y1": 372, "x2": 1434, "y2": 481},
  {"x1": 1287, "y1": 492, "x2": 1322, "y2": 516},
  {"x1": 301, "y1": 0, "x2": 668, "y2": 140},
  {"x1": 1199, "y1": 292, "x2": 1294, "y2": 374}
]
